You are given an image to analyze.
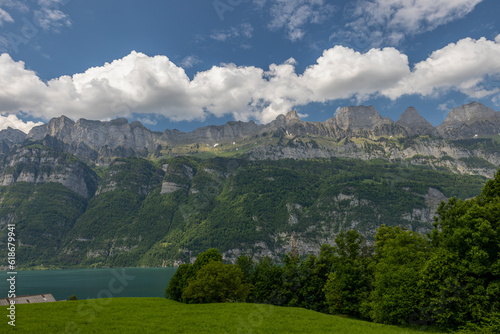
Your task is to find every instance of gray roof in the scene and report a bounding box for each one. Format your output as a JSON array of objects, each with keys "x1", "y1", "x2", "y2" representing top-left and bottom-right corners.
[{"x1": 0, "y1": 294, "x2": 57, "y2": 305}]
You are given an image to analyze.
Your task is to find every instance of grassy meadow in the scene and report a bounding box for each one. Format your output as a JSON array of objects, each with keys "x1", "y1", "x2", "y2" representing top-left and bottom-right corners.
[{"x1": 5, "y1": 297, "x2": 447, "y2": 334}]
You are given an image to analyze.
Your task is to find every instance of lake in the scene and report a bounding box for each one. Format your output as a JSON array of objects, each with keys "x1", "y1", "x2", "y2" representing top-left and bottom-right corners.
[{"x1": 1, "y1": 267, "x2": 177, "y2": 301}]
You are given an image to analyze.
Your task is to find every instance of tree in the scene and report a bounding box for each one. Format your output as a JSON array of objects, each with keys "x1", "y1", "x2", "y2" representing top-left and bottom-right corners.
[
  {"x1": 279, "y1": 252, "x2": 304, "y2": 307},
  {"x1": 165, "y1": 263, "x2": 192, "y2": 301},
  {"x1": 182, "y1": 261, "x2": 252, "y2": 303},
  {"x1": 295, "y1": 251, "x2": 333, "y2": 313},
  {"x1": 369, "y1": 225, "x2": 430, "y2": 325},
  {"x1": 419, "y1": 170, "x2": 500, "y2": 329},
  {"x1": 251, "y1": 256, "x2": 284, "y2": 305},
  {"x1": 323, "y1": 231, "x2": 373, "y2": 319},
  {"x1": 236, "y1": 255, "x2": 255, "y2": 284},
  {"x1": 192, "y1": 248, "x2": 223, "y2": 271},
  {"x1": 165, "y1": 248, "x2": 223, "y2": 302}
]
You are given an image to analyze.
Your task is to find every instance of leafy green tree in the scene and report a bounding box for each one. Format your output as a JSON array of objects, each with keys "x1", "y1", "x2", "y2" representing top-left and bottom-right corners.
[
  {"x1": 250, "y1": 256, "x2": 284, "y2": 305},
  {"x1": 250, "y1": 246, "x2": 335, "y2": 312},
  {"x1": 182, "y1": 261, "x2": 252, "y2": 303},
  {"x1": 419, "y1": 170, "x2": 500, "y2": 329},
  {"x1": 165, "y1": 263, "x2": 192, "y2": 301},
  {"x1": 279, "y1": 252, "x2": 304, "y2": 307},
  {"x1": 323, "y1": 231, "x2": 373, "y2": 318},
  {"x1": 165, "y1": 248, "x2": 223, "y2": 302},
  {"x1": 295, "y1": 249, "x2": 334, "y2": 313},
  {"x1": 192, "y1": 248, "x2": 223, "y2": 271},
  {"x1": 369, "y1": 225, "x2": 430, "y2": 325},
  {"x1": 236, "y1": 255, "x2": 255, "y2": 284}
]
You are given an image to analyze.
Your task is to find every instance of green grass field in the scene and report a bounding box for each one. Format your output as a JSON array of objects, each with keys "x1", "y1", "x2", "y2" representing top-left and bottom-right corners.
[{"x1": 4, "y1": 298, "x2": 448, "y2": 334}]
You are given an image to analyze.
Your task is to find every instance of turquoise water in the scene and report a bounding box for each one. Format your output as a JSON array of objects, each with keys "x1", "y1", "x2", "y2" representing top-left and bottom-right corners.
[{"x1": 1, "y1": 267, "x2": 177, "y2": 301}]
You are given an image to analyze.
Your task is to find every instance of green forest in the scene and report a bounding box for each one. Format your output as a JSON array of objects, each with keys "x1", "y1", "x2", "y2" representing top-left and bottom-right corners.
[{"x1": 0, "y1": 150, "x2": 488, "y2": 269}]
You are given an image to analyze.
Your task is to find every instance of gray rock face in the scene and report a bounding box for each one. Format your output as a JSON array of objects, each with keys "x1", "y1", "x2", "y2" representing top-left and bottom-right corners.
[
  {"x1": 265, "y1": 107, "x2": 407, "y2": 138},
  {"x1": 437, "y1": 102, "x2": 500, "y2": 138},
  {"x1": 28, "y1": 115, "x2": 75, "y2": 140},
  {"x1": 264, "y1": 111, "x2": 334, "y2": 137},
  {"x1": 397, "y1": 107, "x2": 438, "y2": 136},
  {"x1": 162, "y1": 120, "x2": 262, "y2": 145},
  {"x1": 0, "y1": 127, "x2": 27, "y2": 157},
  {"x1": 22, "y1": 101, "x2": 500, "y2": 164},
  {"x1": 28, "y1": 116, "x2": 264, "y2": 162},
  {"x1": 444, "y1": 101, "x2": 495, "y2": 123},
  {"x1": 248, "y1": 135, "x2": 499, "y2": 178},
  {"x1": 0, "y1": 146, "x2": 99, "y2": 198},
  {"x1": 285, "y1": 110, "x2": 301, "y2": 122},
  {"x1": 28, "y1": 116, "x2": 161, "y2": 162},
  {"x1": 161, "y1": 182, "x2": 184, "y2": 194},
  {"x1": 334, "y1": 105, "x2": 393, "y2": 130},
  {"x1": 0, "y1": 127, "x2": 27, "y2": 144}
]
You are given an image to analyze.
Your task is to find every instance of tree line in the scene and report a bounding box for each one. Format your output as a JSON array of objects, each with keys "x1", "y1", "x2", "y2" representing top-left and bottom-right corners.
[{"x1": 165, "y1": 170, "x2": 500, "y2": 333}]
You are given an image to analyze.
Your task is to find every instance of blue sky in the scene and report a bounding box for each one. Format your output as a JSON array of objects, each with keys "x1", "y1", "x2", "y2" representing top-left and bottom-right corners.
[{"x1": 0, "y1": 0, "x2": 499, "y2": 133}]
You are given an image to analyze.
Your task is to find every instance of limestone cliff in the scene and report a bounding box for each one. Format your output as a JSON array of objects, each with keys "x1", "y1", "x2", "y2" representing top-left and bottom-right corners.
[
  {"x1": 23, "y1": 102, "x2": 500, "y2": 164},
  {"x1": 437, "y1": 102, "x2": 500, "y2": 138},
  {"x1": 0, "y1": 145, "x2": 98, "y2": 198}
]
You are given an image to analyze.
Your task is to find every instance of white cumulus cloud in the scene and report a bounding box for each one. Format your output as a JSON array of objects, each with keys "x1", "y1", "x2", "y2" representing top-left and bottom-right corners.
[
  {"x1": 382, "y1": 35, "x2": 500, "y2": 99},
  {"x1": 0, "y1": 35, "x2": 499, "y2": 128},
  {"x1": 0, "y1": 114, "x2": 43, "y2": 133},
  {"x1": 302, "y1": 46, "x2": 409, "y2": 103}
]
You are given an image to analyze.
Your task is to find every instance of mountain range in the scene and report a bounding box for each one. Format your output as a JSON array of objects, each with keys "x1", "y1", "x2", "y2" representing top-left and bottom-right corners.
[
  {"x1": 0, "y1": 101, "x2": 499, "y2": 269},
  {"x1": 0, "y1": 101, "x2": 497, "y2": 164}
]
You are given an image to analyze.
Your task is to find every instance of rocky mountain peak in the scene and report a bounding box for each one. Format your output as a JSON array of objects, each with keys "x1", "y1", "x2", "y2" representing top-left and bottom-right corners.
[
  {"x1": 397, "y1": 107, "x2": 437, "y2": 136},
  {"x1": 130, "y1": 121, "x2": 149, "y2": 130},
  {"x1": 398, "y1": 107, "x2": 418, "y2": 122},
  {"x1": 109, "y1": 117, "x2": 130, "y2": 126},
  {"x1": 444, "y1": 101, "x2": 495, "y2": 123},
  {"x1": 334, "y1": 105, "x2": 391, "y2": 130},
  {"x1": 75, "y1": 118, "x2": 101, "y2": 127},
  {"x1": 27, "y1": 115, "x2": 75, "y2": 140},
  {"x1": 18, "y1": 101, "x2": 500, "y2": 162},
  {"x1": 285, "y1": 110, "x2": 301, "y2": 122},
  {"x1": 0, "y1": 127, "x2": 27, "y2": 144},
  {"x1": 397, "y1": 107, "x2": 430, "y2": 126},
  {"x1": 51, "y1": 115, "x2": 75, "y2": 127}
]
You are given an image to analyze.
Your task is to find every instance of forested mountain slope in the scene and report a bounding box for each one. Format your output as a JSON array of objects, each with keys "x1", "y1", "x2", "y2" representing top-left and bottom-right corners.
[
  {"x1": 0, "y1": 153, "x2": 487, "y2": 268},
  {"x1": 0, "y1": 102, "x2": 499, "y2": 268}
]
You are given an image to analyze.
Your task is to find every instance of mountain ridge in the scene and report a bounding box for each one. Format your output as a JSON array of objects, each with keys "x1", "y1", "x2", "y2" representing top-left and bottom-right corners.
[
  {"x1": 0, "y1": 103, "x2": 499, "y2": 269},
  {"x1": 0, "y1": 102, "x2": 499, "y2": 174},
  {"x1": 21, "y1": 101, "x2": 500, "y2": 144},
  {"x1": 11, "y1": 101, "x2": 495, "y2": 164}
]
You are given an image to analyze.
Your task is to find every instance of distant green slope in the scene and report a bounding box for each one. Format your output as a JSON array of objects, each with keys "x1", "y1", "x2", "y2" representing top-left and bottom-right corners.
[
  {"x1": 0, "y1": 182, "x2": 88, "y2": 268},
  {"x1": 10, "y1": 298, "x2": 448, "y2": 334},
  {"x1": 0, "y1": 153, "x2": 489, "y2": 269}
]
